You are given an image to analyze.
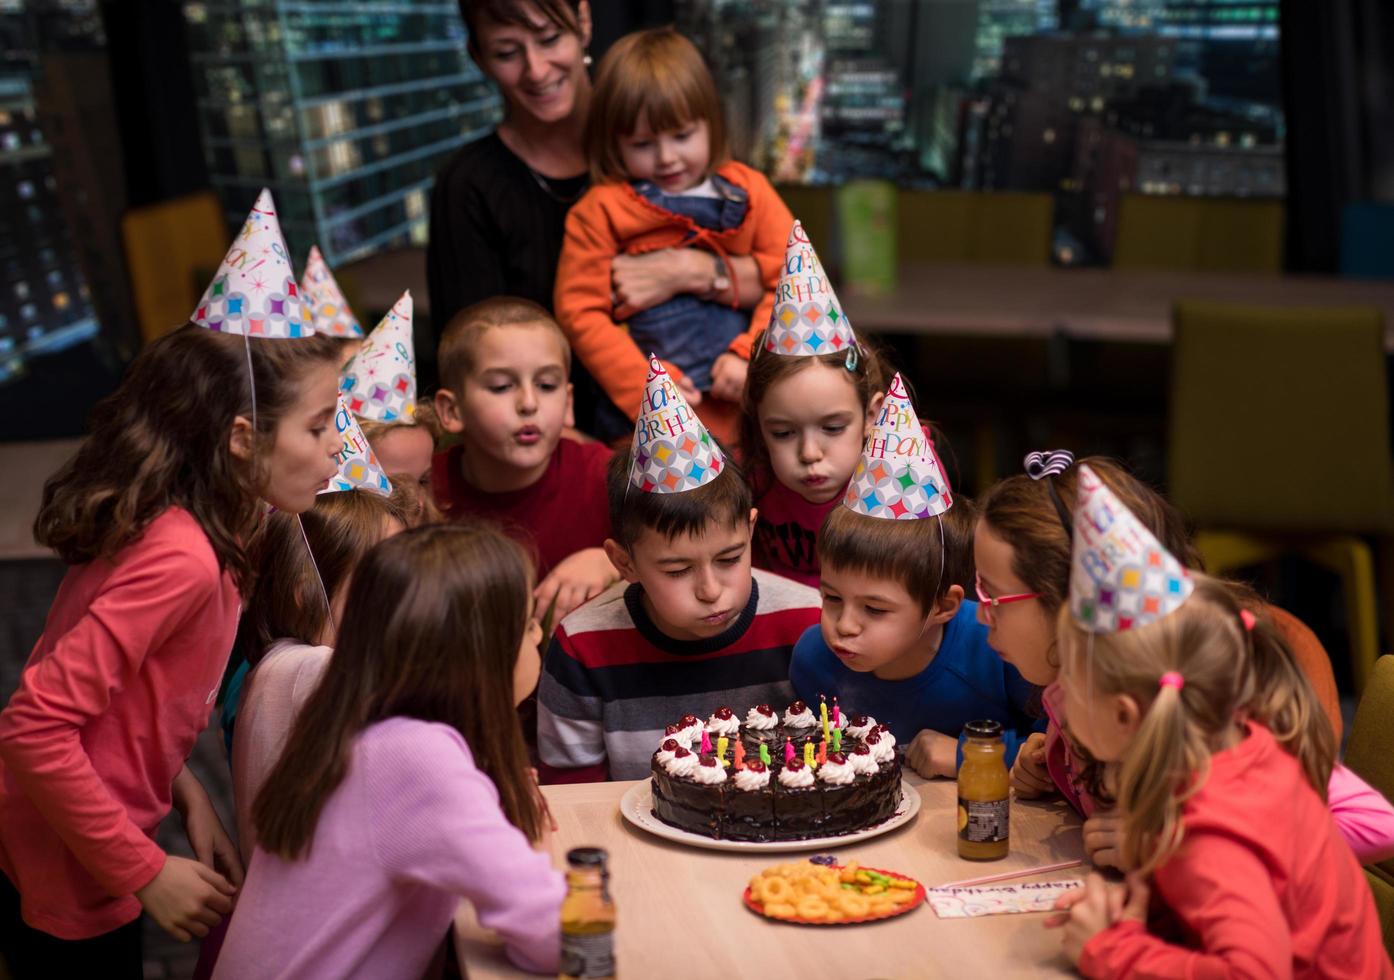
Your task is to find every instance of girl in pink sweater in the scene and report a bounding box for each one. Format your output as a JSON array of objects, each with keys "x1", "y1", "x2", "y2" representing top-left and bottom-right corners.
[
  {"x1": 215, "y1": 523, "x2": 564, "y2": 978},
  {"x1": 1047, "y1": 568, "x2": 1391, "y2": 977},
  {"x1": 0, "y1": 323, "x2": 346, "y2": 974}
]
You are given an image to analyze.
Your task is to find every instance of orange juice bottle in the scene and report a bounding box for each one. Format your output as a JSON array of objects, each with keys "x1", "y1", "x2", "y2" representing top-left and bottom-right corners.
[
  {"x1": 957, "y1": 720, "x2": 1009, "y2": 860},
  {"x1": 560, "y1": 847, "x2": 616, "y2": 979}
]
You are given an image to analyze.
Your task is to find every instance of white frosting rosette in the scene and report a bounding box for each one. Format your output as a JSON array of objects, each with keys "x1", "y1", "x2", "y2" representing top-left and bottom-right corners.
[
  {"x1": 817, "y1": 754, "x2": 856, "y2": 786},
  {"x1": 848, "y1": 746, "x2": 879, "y2": 776},
  {"x1": 778, "y1": 762, "x2": 815, "y2": 788},
  {"x1": 733, "y1": 765, "x2": 771, "y2": 791},
  {"x1": 664, "y1": 748, "x2": 697, "y2": 777},
  {"x1": 672, "y1": 717, "x2": 703, "y2": 746},
  {"x1": 844, "y1": 715, "x2": 877, "y2": 739},
  {"x1": 692, "y1": 758, "x2": 728, "y2": 784},
  {"x1": 656, "y1": 739, "x2": 681, "y2": 767},
  {"x1": 744, "y1": 705, "x2": 778, "y2": 730},
  {"x1": 865, "y1": 733, "x2": 895, "y2": 764},
  {"x1": 873, "y1": 726, "x2": 897, "y2": 751},
  {"x1": 783, "y1": 702, "x2": 817, "y2": 728},
  {"x1": 705, "y1": 709, "x2": 740, "y2": 736}
]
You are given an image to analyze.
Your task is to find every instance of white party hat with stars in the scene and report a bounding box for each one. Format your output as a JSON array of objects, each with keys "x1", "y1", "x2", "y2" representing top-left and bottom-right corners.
[
  {"x1": 301, "y1": 246, "x2": 363, "y2": 338},
  {"x1": 629, "y1": 354, "x2": 726, "y2": 493},
  {"x1": 842, "y1": 373, "x2": 952, "y2": 520},
  {"x1": 1068, "y1": 463, "x2": 1193, "y2": 633},
  {"x1": 764, "y1": 220, "x2": 858, "y2": 356},
  {"x1": 321, "y1": 394, "x2": 393, "y2": 497},
  {"x1": 340, "y1": 290, "x2": 415, "y2": 422},
  {"x1": 191, "y1": 188, "x2": 314, "y2": 338}
]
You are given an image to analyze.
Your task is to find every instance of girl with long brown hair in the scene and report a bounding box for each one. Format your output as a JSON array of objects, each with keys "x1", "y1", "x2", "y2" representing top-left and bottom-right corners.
[
  {"x1": 1046, "y1": 571, "x2": 1390, "y2": 975},
  {"x1": 975, "y1": 454, "x2": 1394, "y2": 868},
  {"x1": 0, "y1": 322, "x2": 345, "y2": 974},
  {"x1": 215, "y1": 523, "x2": 564, "y2": 978}
]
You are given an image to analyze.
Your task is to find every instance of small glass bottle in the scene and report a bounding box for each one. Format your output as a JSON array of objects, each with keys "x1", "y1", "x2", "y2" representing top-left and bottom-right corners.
[
  {"x1": 957, "y1": 719, "x2": 1010, "y2": 861},
  {"x1": 559, "y1": 847, "x2": 616, "y2": 979}
]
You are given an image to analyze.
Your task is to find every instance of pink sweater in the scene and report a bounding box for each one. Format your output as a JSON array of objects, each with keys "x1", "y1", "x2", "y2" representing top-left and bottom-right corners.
[
  {"x1": 0, "y1": 507, "x2": 240, "y2": 938},
  {"x1": 1042, "y1": 682, "x2": 1394, "y2": 864},
  {"x1": 214, "y1": 717, "x2": 564, "y2": 978},
  {"x1": 1080, "y1": 723, "x2": 1393, "y2": 979}
]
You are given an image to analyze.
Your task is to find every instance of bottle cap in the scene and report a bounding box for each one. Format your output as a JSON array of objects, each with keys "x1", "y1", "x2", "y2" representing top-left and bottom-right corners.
[
  {"x1": 566, "y1": 847, "x2": 609, "y2": 868},
  {"x1": 962, "y1": 719, "x2": 1003, "y2": 739}
]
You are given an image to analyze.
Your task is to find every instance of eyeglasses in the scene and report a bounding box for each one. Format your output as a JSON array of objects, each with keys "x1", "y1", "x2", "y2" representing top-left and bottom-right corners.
[{"x1": 975, "y1": 573, "x2": 1041, "y2": 620}]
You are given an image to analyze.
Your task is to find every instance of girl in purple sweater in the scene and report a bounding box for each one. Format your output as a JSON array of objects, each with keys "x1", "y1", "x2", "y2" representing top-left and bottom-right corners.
[{"x1": 215, "y1": 524, "x2": 564, "y2": 978}]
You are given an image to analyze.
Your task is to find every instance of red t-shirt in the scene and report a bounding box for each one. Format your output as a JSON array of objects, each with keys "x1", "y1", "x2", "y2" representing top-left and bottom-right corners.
[
  {"x1": 432, "y1": 439, "x2": 614, "y2": 578},
  {"x1": 0, "y1": 508, "x2": 241, "y2": 938},
  {"x1": 751, "y1": 478, "x2": 837, "y2": 589}
]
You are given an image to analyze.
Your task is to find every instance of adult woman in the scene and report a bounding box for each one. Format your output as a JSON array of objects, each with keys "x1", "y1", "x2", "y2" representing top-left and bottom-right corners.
[{"x1": 429, "y1": 0, "x2": 763, "y2": 426}]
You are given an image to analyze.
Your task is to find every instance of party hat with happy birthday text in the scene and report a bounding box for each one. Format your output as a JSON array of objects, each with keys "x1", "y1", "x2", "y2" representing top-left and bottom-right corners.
[
  {"x1": 763, "y1": 220, "x2": 859, "y2": 357},
  {"x1": 191, "y1": 188, "x2": 314, "y2": 338},
  {"x1": 321, "y1": 394, "x2": 393, "y2": 497},
  {"x1": 1068, "y1": 463, "x2": 1193, "y2": 633},
  {"x1": 628, "y1": 353, "x2": 726, "y2": 493},
  {"x1": 301, "y1": 246, "x2": 363, "y2": 338},
  {"x1": 340, "y1": 290, "x2": 415, "y2": 422},
  {"x1": 842, "y1": 372, "x2": 952, "y2": 520}
]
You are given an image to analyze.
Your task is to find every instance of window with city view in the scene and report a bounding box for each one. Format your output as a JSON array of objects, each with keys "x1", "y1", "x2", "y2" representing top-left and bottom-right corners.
[{"x1": 675, "y1": 0, "x2": 1284, "y2": 265}]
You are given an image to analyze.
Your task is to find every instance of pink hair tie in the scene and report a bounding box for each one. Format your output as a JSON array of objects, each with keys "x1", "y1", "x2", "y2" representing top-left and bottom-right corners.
[
  {"x1": 1239, "y1": 609, "x2": 1257, "y2": 632},
  {"x1": 1158, "y1": 671, "x2": 1185, "y2": 691}
]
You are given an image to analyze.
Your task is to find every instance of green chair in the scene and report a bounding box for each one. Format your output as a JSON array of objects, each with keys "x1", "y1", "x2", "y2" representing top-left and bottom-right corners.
[
  {"x1": 1343, "y1": 654, "x2": 1394, "y2": 954},
  {"x1": 1114, "y1": 195, "x2": 1284, "y2": 274},
  {"x1": 897, "y1": 190, "x2": 1052, "y2": 266},
  {"x1": 1168, "y1": 301, "x2": 1394, "y2": 692}
]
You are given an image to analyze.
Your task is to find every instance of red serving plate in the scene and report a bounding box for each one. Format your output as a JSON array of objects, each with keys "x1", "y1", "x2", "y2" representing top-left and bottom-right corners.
[{"x1": 743, "y1": 865, "x2": 926, "y2": 926}]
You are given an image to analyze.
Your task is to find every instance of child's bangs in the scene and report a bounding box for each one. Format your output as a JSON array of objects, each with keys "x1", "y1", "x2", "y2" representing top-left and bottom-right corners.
[{"x1": 619, "y1": 66, "x2": 706, "y2": 137}]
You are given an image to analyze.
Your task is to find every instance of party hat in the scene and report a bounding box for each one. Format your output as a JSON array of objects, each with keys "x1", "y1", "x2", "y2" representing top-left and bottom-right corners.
[
  {"x1": 842, "y1": 373, "x2": 952, "y2": 520},
  {"x1": 191, "y1": 188, "x2": 314, "y2": 338},
  {"x1": 340, "y1": 290, "x2": 415, "y2": 421},
  {"x1": 321, "y1": 394, "x2": 393, "y2": 497},
  {"x1": 764, "y1": 220, "x2": 858, "y2": 356},
  {"x1": 629, "y1": 354, "x2": 726, "y2": 493},
  {"x1": 1068, "y1": 463, "x2": 1193, "y2": 632},
  {"x1": 301, "y1": 246, "x2": 363, "y2": 338}
]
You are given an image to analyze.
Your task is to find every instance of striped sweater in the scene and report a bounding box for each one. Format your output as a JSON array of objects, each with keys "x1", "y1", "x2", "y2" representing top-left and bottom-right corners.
[{"x1": 537, "y1": 570, "x2": 821, "y2": 781}]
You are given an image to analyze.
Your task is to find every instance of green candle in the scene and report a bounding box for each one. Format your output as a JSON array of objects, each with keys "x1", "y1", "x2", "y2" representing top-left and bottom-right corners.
[
  {"x1": 831, "y1": 727, "x2": 842, "y2": 753},
  {"x1": 759, "y1": 743, "x2": 770, "y2": 766}
]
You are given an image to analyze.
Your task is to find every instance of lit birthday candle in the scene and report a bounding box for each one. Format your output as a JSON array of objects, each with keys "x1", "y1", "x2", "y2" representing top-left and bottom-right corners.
[
  {"x1": 820, "y1": 694, "x2": 830, "y2": 743},
  {"x1": 733, "y1": 740, "x2": 745, "y2": 770},
  {"x1": 831, "y1": 727, "x2": 842, "y2": 754},
  {"x1": 832, "y1": 696, "x2": 841, "y2": 728},
  {"x1": 717, "y1": 735, "x2": 729, "y2": 767},
  {"x1": 759, "y1": 743, "x2": 771, "y2": 766},
  {"x1": 700, "y1": 729, "x2": 712, "y2": 755},
  {"x1": 784, "y1": 737, "x2": 794, "y2": 765},
  {"x1": 804, "y1": 737, "x2": 816, "y2": 769},
  {"x1": 817, "y1": 739, "x2": 827, "y2": 766}
]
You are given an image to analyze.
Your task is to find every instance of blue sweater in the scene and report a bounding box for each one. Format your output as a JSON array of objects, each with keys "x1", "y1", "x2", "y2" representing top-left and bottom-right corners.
[{"x1": 789, "y1": 600, "x2": 1042, "y2": 766}]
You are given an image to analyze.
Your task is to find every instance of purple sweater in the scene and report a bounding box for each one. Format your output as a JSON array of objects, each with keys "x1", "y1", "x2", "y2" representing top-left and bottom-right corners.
[{"x1": 214, "y1": 717, "x2": 564, "y2": 978}]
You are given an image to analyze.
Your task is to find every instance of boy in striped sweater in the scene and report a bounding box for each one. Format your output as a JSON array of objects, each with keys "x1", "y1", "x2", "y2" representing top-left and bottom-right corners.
[{"x1": 538, "y1": 356, "x2": 820, "y2": 782}]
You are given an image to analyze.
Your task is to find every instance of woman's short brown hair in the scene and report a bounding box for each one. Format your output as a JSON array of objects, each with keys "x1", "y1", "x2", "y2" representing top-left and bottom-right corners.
[
  {"x1": 458, "y1": 0, "x2": 581, "y2": 47},
  {"x1": 584, "y1": 28, "x2": 728, "y2": 185}
]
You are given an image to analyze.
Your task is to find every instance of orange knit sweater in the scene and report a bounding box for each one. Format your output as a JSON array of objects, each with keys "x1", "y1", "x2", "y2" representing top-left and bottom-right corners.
[{"x1": 554, "y1": 161, "x2": 794, "y2": 441}]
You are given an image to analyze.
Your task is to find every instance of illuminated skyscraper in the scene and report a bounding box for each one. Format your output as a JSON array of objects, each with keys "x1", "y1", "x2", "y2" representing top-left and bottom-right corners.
[{"x1": 182, "y1": 1, "x2": 501, "y2": 266}]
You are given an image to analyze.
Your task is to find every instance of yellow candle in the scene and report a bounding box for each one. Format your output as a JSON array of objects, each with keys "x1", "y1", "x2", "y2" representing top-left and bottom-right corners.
[
  {"x1": 803, "y1": 740, "x2": 816, "y2": 769},
  {"x1": 717, "y1": 736, "x2": 729, "y2": 767}
]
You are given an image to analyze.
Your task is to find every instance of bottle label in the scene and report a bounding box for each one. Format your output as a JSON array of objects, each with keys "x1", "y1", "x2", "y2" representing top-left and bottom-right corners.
[
  {"x1": 560, "y1": 931, "x2": 615, "y2": 979},
  {"x1": 958, "y1": 796, "x2": 1009, "y2": 843}
]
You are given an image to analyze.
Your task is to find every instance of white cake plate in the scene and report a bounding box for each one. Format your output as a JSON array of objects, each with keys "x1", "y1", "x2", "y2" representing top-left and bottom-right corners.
[{"x1": 618, "y1": 778, "x2": 922, "y2": 853}]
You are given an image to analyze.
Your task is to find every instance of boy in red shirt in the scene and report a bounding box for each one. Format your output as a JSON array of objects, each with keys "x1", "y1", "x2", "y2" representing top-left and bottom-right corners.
[{"x1": 432, "y1": 297, "x2": 617, "y2": 622}]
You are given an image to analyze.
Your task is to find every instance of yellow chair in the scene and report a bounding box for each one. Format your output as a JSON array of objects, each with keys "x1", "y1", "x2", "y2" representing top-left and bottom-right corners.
[
  {"x1": 898, "y1": 190, "x2": 1052, "y2": 266},
  {"x1": 1343, "y1": 654, "x2": 1394, "y2": 954},
  {"x1": 1114, "y1": 194, "x2": 1284, "y2": 273},
  {"x1": 1169, "y1": 301, "x2": 1394, "y2": 692},
  {"x1": 122, "y1": 191, "x2": 230, "y2": 343}
]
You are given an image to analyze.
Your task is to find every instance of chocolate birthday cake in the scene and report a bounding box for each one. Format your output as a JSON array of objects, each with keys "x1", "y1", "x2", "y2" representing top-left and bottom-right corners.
[{"x1": 650, "y1": 701, "x2": 902, "y2": 842}]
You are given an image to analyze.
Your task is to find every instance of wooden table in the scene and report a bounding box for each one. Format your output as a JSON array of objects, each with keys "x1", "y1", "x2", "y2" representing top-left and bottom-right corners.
[
  {"x1": 455, "y1": 776, "x2": 1086, "y2": 978},
  {"x1": 341, "y1": 247, "x2": 1394, "y2": 350},
  {"x1": 846, "y1": 263, "x2": 1394, "y2": 350}
]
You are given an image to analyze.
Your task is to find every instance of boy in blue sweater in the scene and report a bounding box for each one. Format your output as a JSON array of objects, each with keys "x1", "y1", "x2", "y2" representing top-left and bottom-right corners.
[{"x1": 789, "y1": 374, "x2": 1038, "y2": 777}]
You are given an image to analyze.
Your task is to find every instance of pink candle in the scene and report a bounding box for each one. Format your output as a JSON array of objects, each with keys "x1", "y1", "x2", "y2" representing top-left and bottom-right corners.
[
  {"x1": 832, "y1": 696, "x2": 840, "y2": 727},
  {"x1": 784, "y1": 738, "x2": 795, "y2": 765},
  {"x1": 700, "y1": 729, "x2": 712, "y2": 755}
]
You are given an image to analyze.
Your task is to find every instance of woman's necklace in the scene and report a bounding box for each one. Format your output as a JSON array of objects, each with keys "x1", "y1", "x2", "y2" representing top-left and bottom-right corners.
[{"x1": 526, "y1": 164, "x2": 587, "y2": 204}]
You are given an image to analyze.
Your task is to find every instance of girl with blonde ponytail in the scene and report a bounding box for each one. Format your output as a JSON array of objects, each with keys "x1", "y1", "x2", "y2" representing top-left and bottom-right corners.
[{"x1": 1047, "y1": 573, "x2": 1391, "y2": 973}]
